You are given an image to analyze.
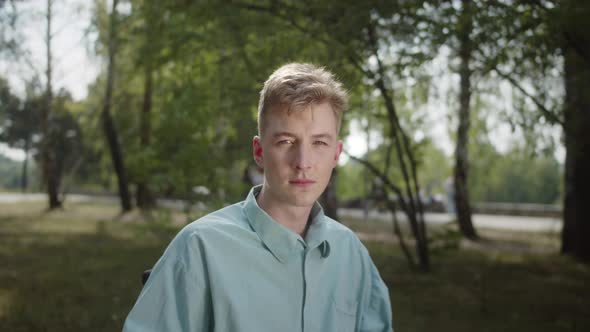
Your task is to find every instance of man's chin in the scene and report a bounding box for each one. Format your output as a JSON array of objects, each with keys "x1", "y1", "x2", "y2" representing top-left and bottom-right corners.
[
  {"x1": 270, "y1": 185, "x2": 324, "y2": 207},
  {"x1": 289, "y1": 194, "x2": 321, "y2": 208}
]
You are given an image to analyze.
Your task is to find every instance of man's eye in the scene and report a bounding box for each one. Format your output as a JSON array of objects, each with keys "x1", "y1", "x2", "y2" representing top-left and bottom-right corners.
[
  {"x1": 278, "y1": 140, "x2": 293, "y2": 145},
  {"x1": 314, "y1": 141, "x2": 328, "y2": 146}
]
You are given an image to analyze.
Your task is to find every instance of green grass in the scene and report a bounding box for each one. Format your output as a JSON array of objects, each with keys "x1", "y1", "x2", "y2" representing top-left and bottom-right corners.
[
  {"x1": 0, "y1": 202, "x2": 178, "y2": 331},
  {"x1": 1, "y1": 201, "x2": 589, "y2": 331},
  {"x1": 368, "y1": 241, "x2": 589, "y2": 332}
]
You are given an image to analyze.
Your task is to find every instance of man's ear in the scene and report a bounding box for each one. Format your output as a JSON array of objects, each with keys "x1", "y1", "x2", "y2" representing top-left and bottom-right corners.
[
  {"x1": 333, "y1": 140, "x2": 343, "y2": 167},
  {"x1": 253, "y1": 136, "x2": 264, "y2": 168}
]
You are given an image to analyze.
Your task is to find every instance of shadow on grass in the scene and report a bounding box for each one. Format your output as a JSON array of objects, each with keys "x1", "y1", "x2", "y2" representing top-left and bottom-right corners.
[
  {"x1": 366, "y1": 242, "x2": 590, "y2": 332},
  {"x1": 1, "y1": 206, "x2": 589, "y2": 332},
  {"x1": 0, "y1": 222, "x2": 176, "y2": 332}
]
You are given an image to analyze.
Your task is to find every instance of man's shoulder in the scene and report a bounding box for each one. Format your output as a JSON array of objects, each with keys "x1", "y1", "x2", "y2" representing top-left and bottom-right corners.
[
  {"x1": 322, "y1": 215, "x2": 355, "y2": 236},
  {"x1": 182, "y1": 202, "x2": 249, "y2": 235},
  {"x1": 321, "y1": 216, "x2": 366, "y2": 250},
  {"x1": 156, "y1": 202, "x2": 254, "y2": 267}
]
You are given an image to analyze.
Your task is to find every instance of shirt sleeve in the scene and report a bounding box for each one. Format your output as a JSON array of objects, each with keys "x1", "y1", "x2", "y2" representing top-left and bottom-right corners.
[
  {"x1": 359, "y1": 259, "x2": 394, "y2": 332},
  {"x1": 122, "y1": 232, "x2": 211, "y2": 332}
]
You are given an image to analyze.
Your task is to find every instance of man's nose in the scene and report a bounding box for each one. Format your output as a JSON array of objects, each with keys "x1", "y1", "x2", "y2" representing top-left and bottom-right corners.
[{"x1": 293, "y1": 144, "x2": 312, "y2": 170}]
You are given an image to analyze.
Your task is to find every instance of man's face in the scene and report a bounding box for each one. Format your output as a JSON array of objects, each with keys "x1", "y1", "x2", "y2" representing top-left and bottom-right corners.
[{"x1": 253, "y1": 102, "x2": 343, "y2": 208}]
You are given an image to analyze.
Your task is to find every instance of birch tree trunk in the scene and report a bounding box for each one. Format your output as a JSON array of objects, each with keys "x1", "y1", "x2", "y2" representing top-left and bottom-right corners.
[
  {"x1": 102, "y1": 0, "x2": 132, "y2": 212},
  {"x1": 41, "y1": 0, "x2": 61, "y2": 209},
  {"x1": 453, "y1": 0, "x2": 478, "y2": 240}
]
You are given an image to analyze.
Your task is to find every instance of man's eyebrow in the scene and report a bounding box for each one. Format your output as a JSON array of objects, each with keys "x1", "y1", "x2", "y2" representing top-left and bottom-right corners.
[
  {"x1": 271, "y1": 132, "x2": 335, "y2": 140},
  {"x1": 312, "y1": 133, "x2": 335, "y2": 140},
  {"x1": 272, "y1": 132, "x2": 297, "y2": 138}
]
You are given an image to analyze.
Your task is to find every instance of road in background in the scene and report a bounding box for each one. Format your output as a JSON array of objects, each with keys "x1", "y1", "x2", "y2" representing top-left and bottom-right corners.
[
  {"x1": 340, "y1": 208, "x2": 562, "y2": 233},
  {"x1": 0, "y1": 193, "x2": 561, "y2": 233}
]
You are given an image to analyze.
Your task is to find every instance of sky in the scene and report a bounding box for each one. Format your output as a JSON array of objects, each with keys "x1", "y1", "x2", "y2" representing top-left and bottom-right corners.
[
  {"x1": 0, "y1": 0, "x2": 564, "y2": 165},
  {"x1": 1, "y1": 0, "x2": 100, "y2": 160},
  {"x1": 1, "y1": 0, "x2": 100, "y2": 100}
]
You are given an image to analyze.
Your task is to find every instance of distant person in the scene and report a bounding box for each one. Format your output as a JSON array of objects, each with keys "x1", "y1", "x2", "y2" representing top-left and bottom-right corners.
[{"x1": 122, "y1": 63, "x2": 393, "y2": 331}]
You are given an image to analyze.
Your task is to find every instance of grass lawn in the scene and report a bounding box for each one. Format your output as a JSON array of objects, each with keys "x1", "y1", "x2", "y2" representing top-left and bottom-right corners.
[{"x1": 1, "y1": 201, "x2": 588, "y2": 331}]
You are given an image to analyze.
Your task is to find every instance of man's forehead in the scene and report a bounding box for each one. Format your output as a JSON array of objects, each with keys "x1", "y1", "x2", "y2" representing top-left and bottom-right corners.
[
  {"x1": 268, "y1": 101, "x2": 337, "y2": 122},
  {"x1": 264, "y1": 112, "x2": 338, "y2": 138}
]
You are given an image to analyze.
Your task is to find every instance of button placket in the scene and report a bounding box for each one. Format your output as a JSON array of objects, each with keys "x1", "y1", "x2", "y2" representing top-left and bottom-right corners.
[
  {"x1": 301, "y1": 248, "x2": 309, "y2": 332},
  {"x1": 302, "y1": 244, "x2": 329, "y2": 332}
]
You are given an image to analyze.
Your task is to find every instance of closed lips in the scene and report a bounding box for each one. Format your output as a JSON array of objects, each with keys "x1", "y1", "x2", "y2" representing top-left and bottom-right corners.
[{"x1": 290, "y1": 179, "x2": 315, "y2": 184}]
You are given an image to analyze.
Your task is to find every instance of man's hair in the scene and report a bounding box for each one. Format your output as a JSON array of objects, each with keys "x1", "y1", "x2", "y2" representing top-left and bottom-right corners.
[{"x1": 257, "y1": 63, "x2": 348, "y2": 136}]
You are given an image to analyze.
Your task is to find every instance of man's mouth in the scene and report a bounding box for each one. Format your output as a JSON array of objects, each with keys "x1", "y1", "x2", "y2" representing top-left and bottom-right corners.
[{"x1": 289, "y1": 179, "x2": 316, "y2": 186}]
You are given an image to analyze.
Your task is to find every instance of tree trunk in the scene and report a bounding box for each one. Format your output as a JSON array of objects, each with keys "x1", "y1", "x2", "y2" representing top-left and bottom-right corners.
[
  {"x1": 42, "y1": 0, "x2": 61, "y2": 209},
  {"x1": 102, "y1": 0, "x2": 132, "y2": 212},
  {"x1": 320, "y1": 169, "x2": 338, "y2": 220},
  {"x1": 20, "y1": 138, "x2": 30, "y2": 192},
  {"x1": 453, "y1": 0, "x2": 478, "y2": 240},
  {"x1": 561, "y1": 38, "x2": 590, "y2": 262},
  {"x1": 367, "y1": 22, "x2": 430, "y2": 271},
  {"x1": 136, "y1": 63, "x2": 155, "y2": 209}
]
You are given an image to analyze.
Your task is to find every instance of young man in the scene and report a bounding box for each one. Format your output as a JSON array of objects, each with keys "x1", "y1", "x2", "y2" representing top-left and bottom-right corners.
[{"x1": 123, "y1": 63, "x2": 393, "y2": 332}]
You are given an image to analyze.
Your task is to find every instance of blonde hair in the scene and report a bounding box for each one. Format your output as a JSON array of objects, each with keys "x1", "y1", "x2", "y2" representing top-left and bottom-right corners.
[{"x1": 257, "y1": 63, "x2": 348, "y2": 135}]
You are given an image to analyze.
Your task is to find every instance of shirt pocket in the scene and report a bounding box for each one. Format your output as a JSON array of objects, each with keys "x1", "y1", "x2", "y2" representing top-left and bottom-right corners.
[{"x1": 331, "y1": 295, "x2": 358, "y2": 332}]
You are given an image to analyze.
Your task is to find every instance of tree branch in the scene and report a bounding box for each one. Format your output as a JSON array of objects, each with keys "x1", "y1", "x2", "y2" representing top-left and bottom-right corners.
[
  {"x1": 493, "y1": 65, "x2": 564, "y2": 126},
  {"x1": 344, "y1": 151, "x2": 409, "y2": 214}
]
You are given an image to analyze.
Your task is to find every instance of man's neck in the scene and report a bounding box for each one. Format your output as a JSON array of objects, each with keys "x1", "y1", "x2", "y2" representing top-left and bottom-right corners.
[{"x1": 256, "y1": 189, "x2": 312, "y2": 237}]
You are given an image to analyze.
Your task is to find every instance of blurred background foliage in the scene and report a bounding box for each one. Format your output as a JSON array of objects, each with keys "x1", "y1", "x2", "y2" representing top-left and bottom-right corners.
[
  {"x1": 0, "y1": 0, "x2": 565, "y2": 203},
  {"x1": 1, "y1": 1, "x2": 590, "y2": 329}
]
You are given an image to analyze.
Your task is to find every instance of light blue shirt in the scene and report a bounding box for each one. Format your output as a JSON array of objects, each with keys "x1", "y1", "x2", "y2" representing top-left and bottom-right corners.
[{"x1": 123, "y1": 186, "x2": 393, "y2": 332}]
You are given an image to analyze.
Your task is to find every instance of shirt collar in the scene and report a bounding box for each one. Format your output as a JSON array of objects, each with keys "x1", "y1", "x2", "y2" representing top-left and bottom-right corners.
[{"x1": 242, "y1": 185, "x2": 330, "y2": 263}]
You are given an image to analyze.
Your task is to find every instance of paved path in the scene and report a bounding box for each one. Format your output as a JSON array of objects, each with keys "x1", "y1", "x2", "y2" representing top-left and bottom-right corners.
[
  {"x1": 339, "y1": 209, "x2": 562, "y2": 233},
  {"x1": 0, "y1": 193, "x2": 117, "y2": 204},
  {"x1": 0, "y1": 193, "x2": 46, "y2": 203},
  {"x1": 0, "y1": 193, "x2": 562, "y2": 232}
]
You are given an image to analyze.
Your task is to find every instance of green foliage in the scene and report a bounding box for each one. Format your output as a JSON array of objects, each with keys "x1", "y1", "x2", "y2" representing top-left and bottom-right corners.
[
  {"x1": 0, "y1": 153, "x2": 20, "y2": 188},
  {"x1": 0, "y1": 75, "x2": 86, "y2": 192},
  {"x1": 1, "y1": 0, "x2": 570, "y2": 213},
  {"x1": 470, "y1": 143, "x2": 562, "y2": 204},
  {"x1": 80, "y1": 0, "x2": 370, "y2": 202},
  {"x1": 336, "y1": 162, "x2": 367, "y2": 201},
  {"x1": 0, "y1": 77, "x2": 35, "y2": 151},
  {"x1": 414, "y1": 139, "x2": 452, "y2": 195},
  {"x1": 48, "y1": 90, "x2": 85, "y2": 178},
  {"x1": 465, "y1": 96, "x2": 562, "y2": 205},
  {"x1": 339, "y1": 138, "x2": 451, "y2": 200}
]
